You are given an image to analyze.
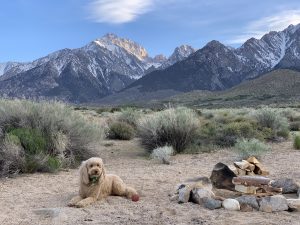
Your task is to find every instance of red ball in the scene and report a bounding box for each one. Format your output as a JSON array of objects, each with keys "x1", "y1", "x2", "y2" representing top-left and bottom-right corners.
[{"x1": 131, "y1": 194, "x2": 140, "y2": 202}]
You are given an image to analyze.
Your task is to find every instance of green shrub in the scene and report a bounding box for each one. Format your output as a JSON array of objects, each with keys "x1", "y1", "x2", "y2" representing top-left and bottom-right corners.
[
  {"x1": 234, "y1": 138, "x2": 270, "y2": 159},
  {"x1": 117, "y1": 108, "x2": 142, "y2": 127},
  {"x1": 46, "y1": 156, "x2": 62, "y2": 172},
  {"x1": 216, "y1": 121, "x2": 258, "y2": 147},
  {"x1": 138, "y1": 107, "x2": 199, "y2": 153},
  {"x1": 0, "y1": 100, "x2": 105, "y2": 176},
  {"x1": 254, "y1": 108, "x2": 289, "y2": 130},
  {"x1": 196, "y1": 121, "x2": 218, "y2": 145},
  {"x1": 276, "y1": 129, "x2": 289, "y2": 139},
  {"x1": 8, "y1": 128, "x2": 47, "y2": 154},
  {"x1": 254, "y1": 108, "x2": 289, "y2": 139},
  {"x1": 290, "y1": 121, "x2": 300, "y2": 131},
  {"x1": 294, "y1": 135, "x2": 300, "y2": 150},
  {"x1": 108, "y1": 121, "x2": 135, "y2": 140}
]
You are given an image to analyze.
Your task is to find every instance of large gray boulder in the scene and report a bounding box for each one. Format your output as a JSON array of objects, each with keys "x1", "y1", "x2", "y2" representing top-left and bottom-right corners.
[
  {"x1": 271, "y1": 178, "x2": 300, "y2": 194},
  {"x1": 236, "y1": 195, "x2": 259, "y2": 211},
  {"x1": 190, "y1": 188, "x2": 215, "y2": 205},
  {"x1": 259, "y1": 195, "x2": 288, "y2": 212}
]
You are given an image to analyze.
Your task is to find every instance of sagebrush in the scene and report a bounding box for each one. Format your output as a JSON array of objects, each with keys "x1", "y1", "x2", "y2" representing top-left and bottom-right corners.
[
  {"x1": 0, "y1": 100, "x2": 104, "y2": 176},
  {"x1": 108, "y1": 121, "x2": 135, "y2": 140},
  {"x1": 234, "y1": 138, "x2": 270, "y2": 159},
  {"x1": 138, "y1": 107, "x2": 199, "y2": 153},
  {"x1": 253, "y1": 108, "x2": 289, "y2": 138}
]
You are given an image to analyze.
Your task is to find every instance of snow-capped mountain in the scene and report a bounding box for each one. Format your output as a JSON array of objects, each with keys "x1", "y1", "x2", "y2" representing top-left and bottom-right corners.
[
  {"x1": 162, "y1": 45, "x2": 196, "y2": 68},
  {"x1": 119, "y1": 23, "x2": 300, "y2": 98},
  {"x1": 0, "y1": 34, "x2": 195, "y2": 102},
  {"x1": 0, "y1": 62, "x2": 24, "y2": 76},
  {"x1": 2, "y1": 24, "x2": 300, "y2": 103}
]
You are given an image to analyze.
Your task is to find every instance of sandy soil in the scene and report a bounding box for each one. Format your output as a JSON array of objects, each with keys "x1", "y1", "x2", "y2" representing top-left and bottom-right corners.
[{"x1": 0, "y1": 139, "x2": 300, "y2": 225}]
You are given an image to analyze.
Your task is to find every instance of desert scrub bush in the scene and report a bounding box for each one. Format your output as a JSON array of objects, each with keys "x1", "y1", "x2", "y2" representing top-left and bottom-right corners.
[
  {"x1": 150, "y1": 146, "x2": 174, "y2": 164},
  {"x1": 116, "y1": 108, "x2": 142, "y2": 127},
  {"x1": 215, "y1": 121, "x2": 259, "y2": 147},
  {"x1": 0, "y1": 100, "x2": 104, "y2": 176},
  {"x1": 290, "y1": 121, "x2": 300, "y2": 131},
  {"x1": 108, "y1": 121, "x2": 135, "y2": 140},
  {"x1": 253, "y1": 108, "x2": 289, "y2": 139},
  {"x1": 234, "y1": 138, "x2": 270, "y2": 159},
  {"x1": 137, "y1": 107, "x2": 199, "y2": 153},
  {"x1": 294, "y1": 135, "x2": 300, "y2": 150}
]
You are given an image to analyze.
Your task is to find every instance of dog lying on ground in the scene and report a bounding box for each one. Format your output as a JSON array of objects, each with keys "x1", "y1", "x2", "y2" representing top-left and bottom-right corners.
[{"x1": 68, "y1": 157, "x2": 139, "y2": 208}]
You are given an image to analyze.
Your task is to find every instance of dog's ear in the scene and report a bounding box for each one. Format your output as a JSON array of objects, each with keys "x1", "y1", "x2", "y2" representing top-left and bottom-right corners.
[
  {"x1": 79, "y1": 161, "x2": 89, "y2": 185},
  {"x1": 100, "y1": 160, "x2": 106, "y2": 179}
]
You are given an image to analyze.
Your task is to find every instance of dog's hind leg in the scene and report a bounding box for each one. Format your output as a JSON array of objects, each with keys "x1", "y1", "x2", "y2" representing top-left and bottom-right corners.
[
  {"x1": 112, "y1": 177, "x2": 138, "y2": 199},
  {"x1": 68, "y1": 196, "x2": 82, "y2": 207}
]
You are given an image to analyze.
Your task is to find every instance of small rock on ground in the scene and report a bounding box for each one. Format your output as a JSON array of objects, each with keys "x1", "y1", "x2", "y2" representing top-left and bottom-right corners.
[
  {"x1": 222, "y1": 199, "x2": 240, "y2": 211},
  {"x1": 203, "y1": 198, "x2": 222, "y2": 210}
]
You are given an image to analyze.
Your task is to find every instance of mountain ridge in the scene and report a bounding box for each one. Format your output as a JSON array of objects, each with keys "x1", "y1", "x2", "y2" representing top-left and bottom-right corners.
[
  {"x1": 1, "y1": 24, "x2": 300, "y2": 103},
  {"x1": 0, "y1": 34, "x2": 195, "y2": 102}
]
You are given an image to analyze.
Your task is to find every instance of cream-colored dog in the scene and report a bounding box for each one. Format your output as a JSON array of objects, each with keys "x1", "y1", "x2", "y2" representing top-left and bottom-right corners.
[{"x1": 68, "y1": 157, "x2": 139, "y2": 208}]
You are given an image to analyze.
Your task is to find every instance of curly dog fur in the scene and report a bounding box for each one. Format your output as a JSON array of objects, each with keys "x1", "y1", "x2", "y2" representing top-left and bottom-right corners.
[{"x1": 68, "y1": 157, "x2": 138, "y2": 207}]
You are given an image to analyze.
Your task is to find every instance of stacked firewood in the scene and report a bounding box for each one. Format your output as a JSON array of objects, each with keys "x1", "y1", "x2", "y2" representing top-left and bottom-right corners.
[
  {"x1": 233, "y1": 156, "x2": 269, "y2": 176},
  {"x1": 233, "y1": 176, "x2": 282, "y2": 195}
]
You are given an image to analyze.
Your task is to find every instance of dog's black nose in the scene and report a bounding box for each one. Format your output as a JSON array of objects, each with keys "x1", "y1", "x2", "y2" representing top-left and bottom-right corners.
[{"x1": 94, "y1": 171, "x2": 98, "y2": 174}]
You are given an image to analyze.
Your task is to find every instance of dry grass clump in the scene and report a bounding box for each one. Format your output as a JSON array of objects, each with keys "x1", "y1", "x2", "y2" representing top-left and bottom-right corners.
[{"x1": 150, "y1": 146, "x2": 174, "y2": 164}]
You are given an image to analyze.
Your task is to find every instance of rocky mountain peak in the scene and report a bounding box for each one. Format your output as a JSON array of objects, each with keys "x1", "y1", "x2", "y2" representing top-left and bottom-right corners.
[
  {"x1": 171, "y1": 45, "x2": 195, "y2": 59},
  {"x1": 153, "y1": 54, "x2": 167, "y2": 62},
  {"x1": 96, "y1": 33, "x2": 149, "y2": 61}
]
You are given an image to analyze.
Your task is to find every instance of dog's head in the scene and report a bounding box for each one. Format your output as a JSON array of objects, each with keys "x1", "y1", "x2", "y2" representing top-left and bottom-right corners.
[{"x1": 79, "y1": 157, "x2": 106, "y2": 185}]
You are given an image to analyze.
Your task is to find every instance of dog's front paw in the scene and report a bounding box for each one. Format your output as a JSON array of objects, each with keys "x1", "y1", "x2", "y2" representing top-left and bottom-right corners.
[
  {"x1": 68, "y1": 196, "x2": 82, "y2": 207},
  {"x1": 67, "y1": 202, "x2": 76, "y2": 207},
  {"x1": 74, "y1": 202, "x2": 86, "y2": 208}
]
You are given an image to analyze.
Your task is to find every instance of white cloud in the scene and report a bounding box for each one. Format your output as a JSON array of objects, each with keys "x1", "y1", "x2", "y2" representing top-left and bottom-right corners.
[
  {"x1": 228, "y1": 9, "x2": 300, "y2": 44},
  {"x1": 87, "y1": 0, "x2": 154, "y2": 24}
]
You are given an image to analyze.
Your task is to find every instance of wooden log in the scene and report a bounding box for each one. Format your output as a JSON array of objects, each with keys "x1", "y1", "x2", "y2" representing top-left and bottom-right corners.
[
  {"x1": 235, "y1": 184, "x2": 257, "y2": 194},
  {"x1": 260, "y1": 185, "x2": 282, "y2": 193},
  {"x1": 232, "y1": 176, "x2": 271, "y2": 187},
  {"x1": 287, "y1": 199, "x2": 300, "y2": 211},
  {"x1": 236, "y1": 168, "x2": 246, "y2": 175},
  {"x1": 248, "y1": 163, "x2": 255, "y2": 171},
  {"x1": 210, "y1": 162, "x2": 237, "y2": 191},
  {"x1": 254, "y1": 163, "x2": 269, "y2": 176},
  {"x1": 246, "y1": 171, "x2": 256, "y2": 176},
  {"x1": 246, "y1": 156, "x2": 260, "y2": 164},
  {"x1": 234, "y1": 160, "x2": 251, "y2": 170}
]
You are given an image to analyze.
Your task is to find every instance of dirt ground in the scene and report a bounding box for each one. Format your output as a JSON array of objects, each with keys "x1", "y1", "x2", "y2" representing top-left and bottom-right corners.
[{"x1": 0, "y1": 139, "x2": 300, "y2": 225}]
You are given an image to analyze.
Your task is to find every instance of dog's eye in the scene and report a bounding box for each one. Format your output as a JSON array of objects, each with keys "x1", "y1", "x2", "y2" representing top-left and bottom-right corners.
[
  {"x1": 90, "y1": 164, "x2": 93, "y2": 168},
  {"x1": 97, "y1": 164, "x2": 100, "y2": 167}
]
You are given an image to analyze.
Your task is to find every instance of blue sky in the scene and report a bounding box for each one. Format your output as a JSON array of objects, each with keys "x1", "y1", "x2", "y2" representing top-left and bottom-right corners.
[{"x1": 1, "y1": 0, "x2": 300, "y2": 62}]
